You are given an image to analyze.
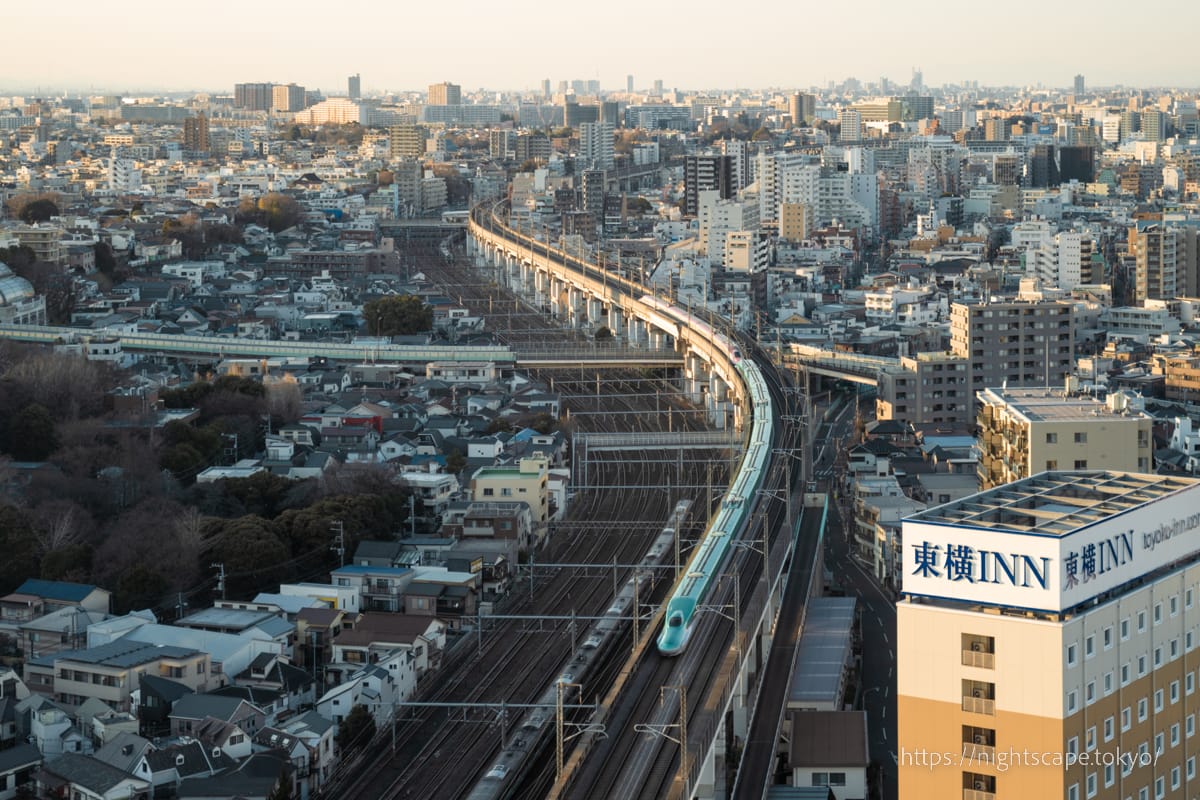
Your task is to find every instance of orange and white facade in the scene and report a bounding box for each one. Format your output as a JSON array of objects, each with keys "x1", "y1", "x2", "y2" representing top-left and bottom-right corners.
[{"x1": 899, "y1": 471, "x2": 1200, "y2": 800}]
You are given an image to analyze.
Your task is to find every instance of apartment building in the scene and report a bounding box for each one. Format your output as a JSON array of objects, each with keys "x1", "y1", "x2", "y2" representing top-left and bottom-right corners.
[
  {"x1": 949, "y1": 299, "x2": 1074, "y2": 419},
  {"x1": 875, "y1": 352, "x2": 971, "y2": 428},
  {"x1": 976, "y1": 387, "x2": 1153, "y2": 489},
  {"x1": 899, "y1": 471, "x2": 1200, "y2": 800}
]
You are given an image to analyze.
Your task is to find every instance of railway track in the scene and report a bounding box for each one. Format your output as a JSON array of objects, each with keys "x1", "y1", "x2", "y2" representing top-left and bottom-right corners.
[{"x1": 325, "y1": 238, "x2": 735, "y2": 800}]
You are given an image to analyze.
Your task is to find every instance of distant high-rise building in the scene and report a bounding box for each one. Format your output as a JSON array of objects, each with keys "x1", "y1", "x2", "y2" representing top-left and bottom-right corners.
[
  {"x1": 542, "y1": 79, "x2": 551, "y2": 98},
  {"x1": 348, "y1": 74, "x2": 361, "y2": 100},
  {"x1": 271, "y1": 83, "x2": 306, "y2": 113},
  {"x1": 904, "y1": 95, "x2": 934, "y2": 122},
  {"x1": 1027, "y1": 144, "x2": 1059, "y2": 188},
  {"x1": 626, "y1": 74, "x2": 634, "y2": 93},
  {"x1": 911, "y1": 67, "x2": 923, "y2": 92},
  {"x1": 182, "y1": 113, "x2": 209, "y2": 152},
  {"x1": 389, "y1": 124, "x2": 426, "y2": 160},
  {"x1": 684, "y1": 155, "x2": 734, "y2": 216},
  {"x1": 1058, "y1": 146, "x2": 1095, "y2": 182},
  {"x1": 789, "y1": 92, "x2": 816, "y2": 126},
  {"x1": 428, "y1": 82, "x2": 461, "y2": 106},
  {"x1": 1118, "y1": 110, "x2": 1140, "y2": 141},
  {"x1": 579, "y1": 121, "x2": 615, "y2": 170},
  {"x1": 719, "y1": 139, "x2": 751, "y2": 191},
  {"x1": 234, "y1": 82, "x2": 273, "y2": 111},
  {"x1": 838, "y1": 109, "x2": 862, "y2": 142},
  {"x1": 653, "y1": 79, "x2": 664, "y2": 96},
  {"x1": 1130, "y1": 223, "x2": 1178, "y2": 304},
  {"x1": 984, "y1": 117, "x2": 1011, "y2": 142},
  {"x1": 599, "y1": 101, "x2": 620, "y2": 126},
  {"x1": 1073, "y1": 73, "x2": 1085, "y2": 95},
  {"x1": 1142, "y1": 109, "x2": 1167, "y2": 141}
]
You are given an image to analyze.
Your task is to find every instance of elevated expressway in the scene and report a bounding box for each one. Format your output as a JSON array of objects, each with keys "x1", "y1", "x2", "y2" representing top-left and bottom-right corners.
[{"x1": 469, "y1": 204, "x2": 820, "y2": 800}]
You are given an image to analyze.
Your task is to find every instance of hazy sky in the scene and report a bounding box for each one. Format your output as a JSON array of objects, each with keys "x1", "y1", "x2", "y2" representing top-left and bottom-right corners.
[{"x1": 7, "y1": 0, "x2": 1198, "y2": 94}]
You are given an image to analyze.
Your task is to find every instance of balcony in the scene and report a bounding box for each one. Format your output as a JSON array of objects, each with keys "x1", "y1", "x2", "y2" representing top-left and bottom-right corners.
[
  {"x1": 962, "y1": 742, "x2": 996, "y2": 762},
  {"x1": 962, "y1": 649, "x2": 995, "y2": 669},
  {"x1": 962, "y1": 695, "x2": 995, "y2": 715},
  {"x1": 964, "y1": 791, "x2": 996, "y2": 800}
]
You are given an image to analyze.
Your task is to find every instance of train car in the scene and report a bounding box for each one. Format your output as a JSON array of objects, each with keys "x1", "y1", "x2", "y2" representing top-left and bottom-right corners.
[{"x1": 657, "y1": 343, "x2": 775, "y2": 657}]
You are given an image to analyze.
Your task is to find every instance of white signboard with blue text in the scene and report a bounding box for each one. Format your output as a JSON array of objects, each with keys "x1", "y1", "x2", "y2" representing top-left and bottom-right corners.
[{"x1": 902, "y1": 484, "x2": 1200, "y2": 613}]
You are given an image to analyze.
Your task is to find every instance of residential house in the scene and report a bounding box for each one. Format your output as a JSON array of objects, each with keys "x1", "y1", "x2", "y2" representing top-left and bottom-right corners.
[
  {"x1": 139, "y1": 739, "x2": 236, "y2": 796},
  {"x1": 787, "y1": 711, "x2": 869, "y2": 800},
  {"x1": 37, "y1": 753, "x2": 151, "y2": 800},
  {"x1": 0, "y1": 744, "x2": 40, "y2": 800},
  {"x1": 169, "y1": 694, "x2": 266, "y2": 740},
  {"x1": 23, "y1": 641, "x2": 210, "y2": 713},
  {"x1": 327, "y1": 614, "x2": 445, "y2": 684},
  {"x1": 329, "y1": 566, "x2": 412, "y2": 613},
  {"x1": 2, "y1": 579, "x2": 111, "y2": 619},
  {"x1": 136, "y1": 675, "x2": 193, "y2": 739},
  {"x1": 469, "y1": 458, "x2": 550, "y2": 529},
  {"x1": 174, "y1": 750, "x2": 293, "y2": 800}
]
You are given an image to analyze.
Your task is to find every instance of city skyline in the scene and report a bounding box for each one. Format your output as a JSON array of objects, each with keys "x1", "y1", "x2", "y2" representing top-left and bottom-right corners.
[{"x1": 7, "y1": 0, "x2": 1200, "y2": 95}]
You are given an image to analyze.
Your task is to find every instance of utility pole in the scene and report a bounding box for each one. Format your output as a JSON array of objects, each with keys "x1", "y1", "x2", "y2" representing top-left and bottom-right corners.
[
  {"x1": 211, "y1": 563, "x2": 226, "y2": 601},
  {"x1": 175, "y1": 593, "x2": 188, "y2": 620},
  {"x1": 330, "y1": 520, "x2": 345, "y2": 567}
]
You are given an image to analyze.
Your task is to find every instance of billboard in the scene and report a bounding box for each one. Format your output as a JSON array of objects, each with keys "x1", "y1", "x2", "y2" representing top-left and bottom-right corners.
[{"x1": 902, "y1": 482, "x2": 1200, "y2": 612}]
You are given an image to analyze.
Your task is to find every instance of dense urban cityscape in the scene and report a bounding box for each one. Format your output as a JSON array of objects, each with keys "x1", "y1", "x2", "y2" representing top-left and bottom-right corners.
[{"x1": 0, "y1": 67, "x2": 1199, "y2": 800}]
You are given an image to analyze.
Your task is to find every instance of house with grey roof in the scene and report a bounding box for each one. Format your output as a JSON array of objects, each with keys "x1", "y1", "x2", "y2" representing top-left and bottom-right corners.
[
  {"x1": 170, "y1": 694, "x2": 265, "y2": 740},
  {"x1": 0, "y1": 743, "x2": 40, "y2": 800},
  {"x1": 175, "y1": 749, "x2": 292, "y2": 800},
  {"x1": 37, "y1": 752, "x2": 151, "y2": 800}
]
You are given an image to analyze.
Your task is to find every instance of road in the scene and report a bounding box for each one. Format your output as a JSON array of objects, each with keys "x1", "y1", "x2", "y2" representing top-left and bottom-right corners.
[{"x1": 818, "y1": 397, "x2": 897, "y2": 800}]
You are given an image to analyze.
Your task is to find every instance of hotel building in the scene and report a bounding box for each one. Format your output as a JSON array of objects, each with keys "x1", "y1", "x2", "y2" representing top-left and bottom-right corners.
[{"x1": 899, "y1": 471, "x2": 1200, "y2": 800}]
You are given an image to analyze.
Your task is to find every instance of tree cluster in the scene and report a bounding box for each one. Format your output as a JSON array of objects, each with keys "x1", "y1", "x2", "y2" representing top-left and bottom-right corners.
[
  {"x1": 5, "y1": 192, "x2": 62, "y2": 224},
  {"x1": 236, "y1": 193, "x2": 304, "y2": 233},
  {"x1": 362, "y1": 295, "x2": 433, "y2": 336}
]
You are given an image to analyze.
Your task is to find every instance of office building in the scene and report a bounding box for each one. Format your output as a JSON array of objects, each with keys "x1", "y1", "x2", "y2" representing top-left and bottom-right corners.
[
  {"x1": 348, "y1": 74, "x2": 361, "y2": 100},
  {"x1": 949, "y1": 299, "x2": 1074, "y2": 419},
  {"x1": 899, "y1": 470, "x2": 1200, "y2": 800},
  {"x1": 684, "y1": 155, "x2": 734, "y2": 217},
  {"x1": 1074, "y1": 74, "x2": 1086, "y2": 95},
  {"x1": 579, "y1": 121, "x2": 614, "y2": 170},
  {"x1": 272, "y1": 83, "x2": 306, "y2": 113},
  {"x1": 653, "y1": 79, "x2": 664, "y2": 96},
  {"x1": 627, "y1": 74, "x2": 634, "y2": 93},
  {"x1": 905, "y1": 95, "x2": 935, "y2": 122},
  {"x1": 428, "y1": 82, "x2": 461, "y2": 106},
  {"x1": 542, "y1": 79, "x2": 551, "y2": 98},
  {"x1": 976, "y1": 387, "x2": 1153, "y2": 489},
  {"x1": 1059, "y1": 146, "x2": 1096, "y2": 183},
  {"x1": 182, "y1": 113, "x2": 209, "y2": 152},
  {"x1": 720, "y1": 139, "x2": 751, "y2": 191},
  {"x1": 234, "y1": 82, "x2": 274, "y2": 111},
  {"x1": 1028, "y1": 144, "x2": 1060, "y2": 188},
  {"x1": 984, "y1": 117, "x2": 1011, "y2": 142}
]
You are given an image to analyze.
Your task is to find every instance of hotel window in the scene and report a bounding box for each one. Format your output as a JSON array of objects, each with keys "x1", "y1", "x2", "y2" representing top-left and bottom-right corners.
[
  {"x1": 1068, "y1": 784, "x2": 1079, "y2": 800},
  {"x1": 1074, "y1": 459, "x2": 1088, "y2": 469},
  {"x1": 1155, "y1": 689, "x2": 1164, "y2": 713},
  {"x1": 1189, "y1": 673, "x2": 1196, "y2": 696},
  {"x1": 1155, "y1": 603, "x2": 1163, "y2": 624},
  {"x1": 1171, "y1": 639, "x2": 1179, "y2": 659},
  {"x1": 1173, "y1": 766, "x2": 1180, "y2": 790},
  {"x1": 1086, "y1": 772, "x2": 1097, "y2": 798},
  {"x1": 1121, "y1": 707, "x2": 1131, "y2": 731},
  {"x1": 1154, "y1": 647, "x2": 1162, "y2": 667},
  {"x1": 1155, "y1": 732, "x2": 1165, "y2": 755},
  {"x1": 1104, "y1": 626, "x2": 1113, "y2": 649},
  {"x1": 1104, "y1": 763, "x2": 1114, "y2": 788},
  {"x1": 1086, "y1": 726, "x2": 1096, "y2": 750},
  {"x1": 1086, "y1": 635, "x2": 1095, "y2": 657},
  {"x1": 1047, "y1": 432, "x2": 1058, "y2": 444},
  {"x1": 1067, "y1": 644, "x2": 1078, "y2": 666},
  {"x1": 1188, "y1": 630, "x2": 1195, "y2": 651},
  {"x1": 1139, "y1": 611, "x2": 1147, "y2": 632},
  {"x1": 1067, "y1": 736, "x2": 1079, "y2": 756},
  {"x1": 1075, "y1": 432, "x2": 1087, "y2": 444},
  {"x1": 1068, "y1": 690, "x2": 1078, "y2": 713},
  {"x1": 1086, "y1": 682, "x2": 1096, "y2": 704},
  {"x1": 1104, "y1": 715, "x2": 1114, "y2": 742},
  {"x1": 1171, "y1": 596, "x2": 1179, "y2": 616},
  {"x1": 1189, "y1": 757, "x2": 1196, "y2": 780},
  {"x1": 1104, "y1": 672, "x2": 1113, "y2": 695},
  {"x1": 1188, "y1": 588, "x2": 1194, "y2": 609},
  {"x1": 1172, "y1": 723, "x2": 1180, "y2": 747},
  {"x1": 1139, "y1": 655, "x2": 1147, "y2": 676},
  {"x1": 1172, "y1": 680, "x2": 1180, "y2": 703},
  {"x1": 1122, "y1": 619, "x2": 1130, "y2": 640},
  {"x1": 1189, "y1": 714, "x2": 1196, "y2": 739},
  {"x1": 1139, "y1": 698, "x2": 1148, "y2": 722}
]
